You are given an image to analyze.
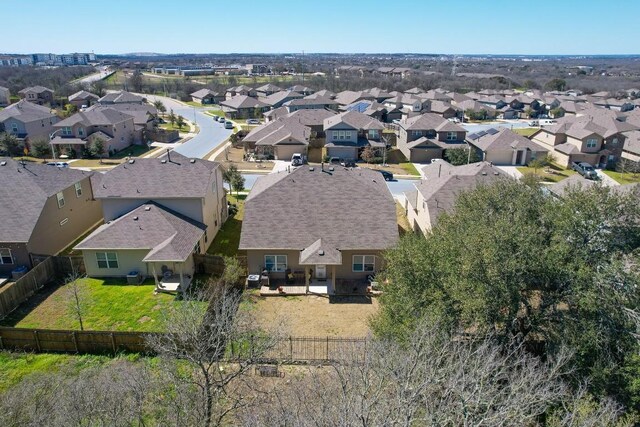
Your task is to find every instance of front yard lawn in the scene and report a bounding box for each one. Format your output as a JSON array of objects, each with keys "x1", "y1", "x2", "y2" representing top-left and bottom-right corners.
[
  {"x1": 160, "y1": 123, "x2": 188, "y2": 132},
  {"x1": 603, "y1": 170, "x2": 640, "y2": 185},
  {"x1": 207, "y1": 194, "x2": 246, "y2": 256},
  {"x1": 513, "y1": 127, "x2": 539, "y2": 137},
  {"x1": 0, "y1": 278, "x2": 201, "y2": 332},
  {"x1": 517, "y1": 163, "x2": 576, "y2": 183}
]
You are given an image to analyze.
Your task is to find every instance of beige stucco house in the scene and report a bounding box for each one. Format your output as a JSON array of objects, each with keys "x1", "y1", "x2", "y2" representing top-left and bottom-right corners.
[
  {"x1": 466, "y1": 128, "x2": 548, "y2": 165},
  {"x1": 396, "y1": 113, "x2": 467, "y2": 163},
  {"x1": 75, "y1": 153, "x2": 227, "y2": 291},
  {"x1": 404, "y1": 161, "x2": 509, "y2": 235},
  {"x1": 239, "y1": 165, "x2": 398, "y2": 295},
  {"x1": 0, "y1": 158, "x2": 102, "y2": 275},
  {"x1": 0, "y1": 100, "x2": 60, "y2": 142}
]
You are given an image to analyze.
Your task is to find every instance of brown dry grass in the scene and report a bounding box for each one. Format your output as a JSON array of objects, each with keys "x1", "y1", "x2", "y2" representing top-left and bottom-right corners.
[
  {"x1": 242, "y1": 290, "x2": 378, "y2": 337},
  {"x1": 214, "y1": 146, "x2": 274, "y2": 171}
]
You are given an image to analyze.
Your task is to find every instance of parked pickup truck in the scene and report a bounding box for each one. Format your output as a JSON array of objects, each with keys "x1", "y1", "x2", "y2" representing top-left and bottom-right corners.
[{"x1": 571, "y1": 161, "x2": 598, "y2": 180}]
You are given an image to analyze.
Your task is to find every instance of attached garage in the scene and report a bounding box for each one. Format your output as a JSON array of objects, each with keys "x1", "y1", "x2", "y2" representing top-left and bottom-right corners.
[
  {"x1": 326, "y1": 145, "x2": 358, "y2": 160},
  {"x1": 274, "y1": 144, "x2": 307, "y2": 161}
]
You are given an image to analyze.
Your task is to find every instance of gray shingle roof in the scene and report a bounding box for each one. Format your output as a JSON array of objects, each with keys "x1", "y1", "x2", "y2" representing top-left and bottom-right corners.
[
  {"x1": 18, "y1": 86, "x2": 53, "y2": 95},
  {"x1": 239, "y1": 166, "x2": 398, "y2": 251},
  {"x1": 547, "y1": 174, "x2": 598, "y2": 198},
  {"x1": 191, "y1": 89, "x2": 220, "y2": 98},
  {"x1": 243, "y1": 118, "x2": 310, "y2": 146},
  {"x1": 0, "y1": 99, "x2": 56, "y2": 123},
  {"x1": 259, "y1": 90, "x2": 304, "y2": 107},
  {"x1": 98, "y1": 91, "x2": 145, "y2": 104},
  {"x1": 220, "y1": 95, "x2": 269, "y2": 110},
  {"x1": 75, "y1": 202, "x2": 205, "y2": 262},
  {"x1": 0, "y1": 158, "x2": 93, "y2": 243},
  {"x1": 401, "y1": 113, "x2": 465, "y2": 132},
  {"x1": 55, "y1": 107, "x2": 133, "y2": 127},
  {"x1": 69, "y1": 90, "x2": 99, "y2": 102},
  {"x1": 324, "y1": 111, "x2": 384, "y2": 131},
  {"x1": 299, "y1": 238, "x2": 343, "y2": 265},
  {"x1": 93, "y1": 153, "x2": 219, "y2": 199},
  {"x1": 623, "y1": 130, "x2": 640, "y2": 155},
  {"x1": 467, "y1": 128, "x2": 548, "y2": 152}
]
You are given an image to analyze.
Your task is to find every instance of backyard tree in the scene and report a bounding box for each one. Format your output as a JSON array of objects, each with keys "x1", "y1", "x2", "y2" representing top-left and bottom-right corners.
[
  {"x1": 0, "y1": 132, "x2": 23, "y2": 156},
  {"x1": 374, "y1": 179, "x2": 640, "y2": 407},
  {"x1": 146, "y1": 282, "x2": 284, "y2": 427},
  {"x1": 223, "y1": 165, "x2": 245, "y2": 196},
  {"x1": 153, "y1": 100, "x2": 166, "y2": 115},
  {"x1": 64, "y1": 273, "x2": 90, "y2": 331},
  {"x1": 176, "y1": 115, "x2": 186, "y2": 130}
]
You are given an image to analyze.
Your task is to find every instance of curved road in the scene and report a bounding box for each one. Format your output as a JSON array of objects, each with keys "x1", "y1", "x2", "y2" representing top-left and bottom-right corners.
[{"x1": 143, "y1": 94, "x2": 232, "y2": 159}]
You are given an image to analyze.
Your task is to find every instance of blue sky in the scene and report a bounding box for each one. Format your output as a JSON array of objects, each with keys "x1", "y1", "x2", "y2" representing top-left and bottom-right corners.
[{"x1": 5, "y1": 0, "x2": 640, "y2": 55}]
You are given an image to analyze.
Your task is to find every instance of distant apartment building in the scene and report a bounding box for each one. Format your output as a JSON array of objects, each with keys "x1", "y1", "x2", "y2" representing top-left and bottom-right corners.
[{"x1": 0, "y1": 52, "x2": 95, "y2": 67}]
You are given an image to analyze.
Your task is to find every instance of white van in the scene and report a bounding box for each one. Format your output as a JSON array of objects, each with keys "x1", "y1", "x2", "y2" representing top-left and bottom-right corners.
[{"x1": 540, "y1": 119, "x2": 556, "y2": 125}]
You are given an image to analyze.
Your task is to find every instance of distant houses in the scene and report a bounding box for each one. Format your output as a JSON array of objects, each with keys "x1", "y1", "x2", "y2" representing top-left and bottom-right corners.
[
  {"x1": 0, "y1": 99, "x2": 60, "y2": 142},
  {"x1": 18, "y1": 86, "x2": 54, "y2": 106}
]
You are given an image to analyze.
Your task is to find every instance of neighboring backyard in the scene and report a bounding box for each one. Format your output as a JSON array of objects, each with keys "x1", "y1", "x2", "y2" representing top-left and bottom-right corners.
[
  {"x1": 0, "y1": 278, "x2": 202, "y2": 332},
  {"x1": 513, "y1": 127, "x2": 539, "y2": 137},
  {"x1": 208, "y1": 194, "x2": 246, "y2": 256},
  {"x1": 241, "y1": 290, "x2": 378, "y2": 337}
]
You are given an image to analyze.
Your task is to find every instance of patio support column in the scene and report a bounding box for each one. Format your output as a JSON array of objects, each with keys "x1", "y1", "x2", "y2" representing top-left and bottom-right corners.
[
  {"x1": 152, "y1": 265, "x2": 158, "y2": 286},
  {"x1": 179, "y1": 263, "x2": 184, "y2": 288},
  {"x1": 331, "y1": 265, "x2": 336, "y2": 295},
  {"x1": 305, "y1": 266, "x2": 309, "y2": 294}
]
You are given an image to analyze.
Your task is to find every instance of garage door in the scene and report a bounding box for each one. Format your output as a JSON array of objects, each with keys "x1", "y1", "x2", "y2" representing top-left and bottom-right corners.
[
  {"x1": 275, "y1": 145, "x2": 305, "y2": 161},
  {"x1": 327, "y1": 146, "x2": 357, "y2": 160}
]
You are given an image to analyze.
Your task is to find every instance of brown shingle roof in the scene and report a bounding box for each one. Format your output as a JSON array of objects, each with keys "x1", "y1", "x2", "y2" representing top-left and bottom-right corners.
[{"x1": 239, "y1": 166, "x2": 398, "y2": 251}]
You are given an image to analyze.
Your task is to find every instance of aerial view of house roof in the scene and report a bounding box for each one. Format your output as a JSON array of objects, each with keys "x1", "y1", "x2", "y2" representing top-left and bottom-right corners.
[
  {"x1": 239, "y1": 166, "x2": 398, "y2": 251},
  {"x1": 400, "y1": 112, "x2": 465, "y2": 132},
  {"x1": 467, "y1": 128, "x2": 547, "y2": 152},
  {"x1": 0, "y1": 158, "x2": 94, "y2": 243},
  {"x1": 98, "y1": 91, "x2": 145, "y2": 104},
  {"x1": 221, "y1": 95, "x2": 269, "y2": 110},
  {"x1": 18, "y1": 85, "x2": 53, "y2": 94},
  {"x1": 190, "y1": 88, "x2": 220, "y2": 98},
  {"x1": 324, "y1": 110, "x2": 384, "y2": 131},
  {"x1": 68, "y1": 90, "x2": 99, "y2": 102},
  {"x1": 55, "y1": 107, "x2": 133, "y2": 127},
  {"x1": 75, "y1": 202, "x2": 205, "y2": 262},
  {"x1": 243, "y1": 118, "x2": 311, "y2": 146},
  {"x1": 0, "y1": 99, "x2": 55, "y2": 123},
  {"x1": 255, "y1": 83, "x2": 283, "y2": 92},
  {"x1": 93, "y1": 152, "x2": 219, "y2": 199}
]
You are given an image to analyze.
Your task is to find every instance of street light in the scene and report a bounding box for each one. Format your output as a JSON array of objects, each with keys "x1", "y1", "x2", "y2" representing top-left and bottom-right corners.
[{"x1": 49, "y1": 128, "x2": 65, "y2": 160}]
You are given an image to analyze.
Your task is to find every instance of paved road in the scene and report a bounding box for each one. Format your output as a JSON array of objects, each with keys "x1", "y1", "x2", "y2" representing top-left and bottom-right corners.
[
  {"x1": 143, "y1": 94, "x2": 232, "y2": 159},
  {"x1": 76, "y1": 67, "x2": 114, "y2": 85}
]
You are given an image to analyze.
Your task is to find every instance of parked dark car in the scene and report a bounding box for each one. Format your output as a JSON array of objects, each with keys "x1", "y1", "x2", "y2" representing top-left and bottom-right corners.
[{"x1": 378, "y1": 170, "x2": 393, "y2": 181}]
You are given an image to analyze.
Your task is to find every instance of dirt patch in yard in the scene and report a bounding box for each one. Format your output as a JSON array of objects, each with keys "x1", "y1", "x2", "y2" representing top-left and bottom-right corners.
[
  {"x1": 243, "y1": 291, "x2": 378, "y2": 337},
  {"x1": 214, "y1": 146, "x2": 274, "y2": 172}
]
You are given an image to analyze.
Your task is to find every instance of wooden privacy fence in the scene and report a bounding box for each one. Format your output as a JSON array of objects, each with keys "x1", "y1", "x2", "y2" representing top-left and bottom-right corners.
[
  {"x1": 0, "y1": 327, "x2": 149, "y2": 354},
  {"x1": 0, "y1": 257, "x2": 55, "y2": 319},
  {"x1": 0, "y1": 327, "x2": 368, "y2": 362}
]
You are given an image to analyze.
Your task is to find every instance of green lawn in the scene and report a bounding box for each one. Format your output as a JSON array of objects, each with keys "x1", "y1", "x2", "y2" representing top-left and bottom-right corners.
[
  {"x1": 208, "y1": 194, "x2": 245, "y2": 256},
  {"x1": 0, "y1": 278, "x2": 199, "y2": 332},
  {"x1": 603, "y1": 170, "x2": 640, "y2": 185},
  {"x1": 513, "y1": 128, "x2": 539, "y2": 137},
  {"x1": 399, "y1": 162, "x2": 420, "y2": 176},
  {"x1": 204, "y1": 110, "x2": 226, "y2": 118},
  {"x1": 517, "y1": 163, "x2": 576, "y2": 183},
  {"x1": 160, "y1": 123, "x2": 188, "y2": 132}
]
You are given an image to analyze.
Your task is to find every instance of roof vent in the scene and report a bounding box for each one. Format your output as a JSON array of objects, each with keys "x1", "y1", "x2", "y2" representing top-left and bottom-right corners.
[
  {"x1": 190, "y1": 159, "x2": 196, "y2": 163},
  {"x1": 482, "y1": 172, "x2": 487, "y2": 176},
  {"x1": 0, "y1": 161, "x2": 5, "y2": 166},
  {"x1": 329, "y1": 166, "x2": 334, "y2": 171},
  {"x1": 494, "y1": 172, "x2": 499, "y2": 175},
  {"x1": 128, "y1": 159, "x2": 135, "y2": 164},
  {"x1": 144, "y1": 206, "x2": 151, "y2": 211},
  {"x1": 309, "y1": 167, "x2": 314, "y2": 171},
  {"x1": 133, "y1": 216, "x2": 139, "y2": 221},
  {"x1": 318, "y1": 250, "x2": 324, "y2": 256},
  {"x1": 161, "y1": 159, "x2": 167, "y2": 164}
]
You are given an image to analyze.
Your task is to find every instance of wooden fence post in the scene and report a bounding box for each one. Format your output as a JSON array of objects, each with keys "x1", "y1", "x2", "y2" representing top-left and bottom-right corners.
[
  {"x1": 110, "y1": 332, "x2": 116, "y2": 354},
  {"x1": 33, "y1": 330, "x2": 41, "y2": 352},
  {"x1": 289, "y1": 336, "x2": 293, "y2": 360},
  {"x1": 71, "y1": 331, "x2": 78, "y2": 352},
  {"x1": 326, "y1": 336, "x2": 329, "y2": 361}
]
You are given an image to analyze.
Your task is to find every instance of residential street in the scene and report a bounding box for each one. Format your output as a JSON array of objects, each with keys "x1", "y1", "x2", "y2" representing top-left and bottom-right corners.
[{"x1": 142, "y1": 94, "x2": 232, "y2": 159}]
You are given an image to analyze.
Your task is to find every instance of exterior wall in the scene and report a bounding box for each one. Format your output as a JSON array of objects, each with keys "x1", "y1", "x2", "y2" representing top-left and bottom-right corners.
[
  {"x1": 325, "y1": 124, "x2": 358, "y2": 144},
  {"x1": 571, "y1": 135, "x2": 602, "y2": 153},
  {"x1": 436, "y1": 130, "x2": 465, "y2": 142},
  {"x1": 409, "y1": 147, "x2": 442, "y2": 163},
  {"x1": 0, "y1": 243, "x2": 30, "y2": 275},
  {"x1": 201, "y1": 167, "x2": 226, "y2": 251},
  {"x1": 245, "y1": 249, "x2": 384, "y2": 281},
  {"x1": 101, "y1": 197, "x2": 204, "y2": 223},
  {"x1": 532, "y1": 130, "x2": 562, "y2": 149},
  {"x1": 0, "y1": 88, "x2": 9, "y2": 107},
  {"x1": 483, "y1": 149, "x2": 518, "y2": 165},
  {"x1": 82, "y1": 249, "x2": 149, "y2": 277},
  {"x1": 412, "y1": 190, "x2": 434, "y2": 235},
  {"x1": 622, "y1": 150, "x2": 640, "y2": 163},
  {"x1": 27, "y1": 175, "x2": 102, "y2": 256},
  {"x1": 57, "y1": 117, "x2": 137, "y2": 155},
  {"x1": 3, "y1": 116, "x2": 60, "y2": 141},
  {"x1": 148, "y1": 254, "x2": 196, "y2": 280}
]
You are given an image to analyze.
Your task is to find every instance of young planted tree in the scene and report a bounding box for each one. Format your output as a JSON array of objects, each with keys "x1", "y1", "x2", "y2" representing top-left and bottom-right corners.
[
  {"x1": 153, "y1": 99, "x2": 166, "y2": 117},
  {"x1": 176, "y1": 115, "x2": 186, "y2": 130},
  {"x1": 64, "y1": 273, "x2": 90, "y2": 331},
  {"x1": 360, "y1": 146, "x2": 376, "y2": 164},
  {"x1": 89, "y1": 137, "x2": 105, "y2": 159},
  {"x1": 168, "y1": 109, "x2": 176, "y2": 127},
  {"x1": 29, "y1": 138, "x2": 51, "y2": 158}
]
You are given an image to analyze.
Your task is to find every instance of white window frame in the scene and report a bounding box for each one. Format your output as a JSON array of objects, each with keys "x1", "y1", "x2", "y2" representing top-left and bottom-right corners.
[
  {"x1": 338, "y1": 130, "x2": 345, "y2": 140},
  {"x1": 75, "y1": 182, "x2": 82, "y2": 197},
  {"x1": 345, "y1": 130, "x2": 352, "y2": 139},
  {"x1": 446, "y1": 132, "x2": 457, "y2": 141},
  {"x1": 62, "y1": 126, "x2": 73, "y2": 136},
  {"x1": 352, "y1": 255, "x2": 375, "y2": 272},
  {"x1": 586, "y1": 138, "x2": 598, "y2": 149},
  {"x1": 56, "y1": 191, "x2": 65, "y2": 208},
  {"x1": 11, "y1": 122, "x2": 18, "y2": 133},
  {"x1": 0, "y1": 248, "x2": 14, "y2": 265},
  {"x1": 368, "y1": 129, "x2": 378, "y2": 139},
  {"x1": 264, "y1": 255, "x2": 287, "y2": 272},
  {"x1": 193, "y1": 241, "x2": 201, "y2": 254},
  {"x1": 332, "y1": 132, "x2": 338, "y2": 141},
  {"x1": 412, "y1": 130, "x2": 422, "y2": 137},
  {"x1": 96, "y1": 252, "x2": 118, "y2": 269},
  {"x1": 78, "y1": 127, "x2": 84, "y2": 137}
]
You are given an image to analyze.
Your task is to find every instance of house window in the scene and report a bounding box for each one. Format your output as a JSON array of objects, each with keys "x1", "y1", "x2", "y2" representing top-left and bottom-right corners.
[
  {"x1": 78, "y1": 127, "x2": 84, "y2": 137},
  {"x1": 353, "y1": 255, "x2": 375, "y2": 272},
  {"x1": 446, "y1": 132, "x2": 457, "y2": 141},
  {"x1": 96, "y1": 252, "x2": 118, "y2": 269},
  {"x1": 193, "y1": 241, "x2": 201, "y2": 254},
  {"x1": 586, "y1": 138, "x2": 598, "y2": 149},
  {"x1": 265, "y1": 255, "x2": 287, "y2": 272},
  {"x1": 11, "y1": 123, "x2": 18, "y2": 133},
  {"x1": 412, "y1": 130, "x2": 423, "y2": 137},
  {"x1": 75, "y1": 182, "x2": 82, "y2": 197},
  {"x1": 0, "y1": 248, "x2": 13, "y2": 265},
  {"x1": 612, "y1": 138, "x2": 619, "y2": 145},
  {"x1": 62, "y1": 126, "x2": 73, "y2": 136},
  {"x1": 56, "y1": 191, "x2": 65, "y2": 208},
  {"x1": 345, "y1": 131, "x2": 352, "y2": 139},
  {"x1": 204, "y1": 230, "x2": 208, "y2": 243},
  {"x1": 338, "y1": 130, "x2": 345, "y2": 140},
  {"x1": 368, "y1": 129, "x2": 378, "y2": 139},
  {"x1": 332, "y1": 132, "x2": 338, "y2": 141}
]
